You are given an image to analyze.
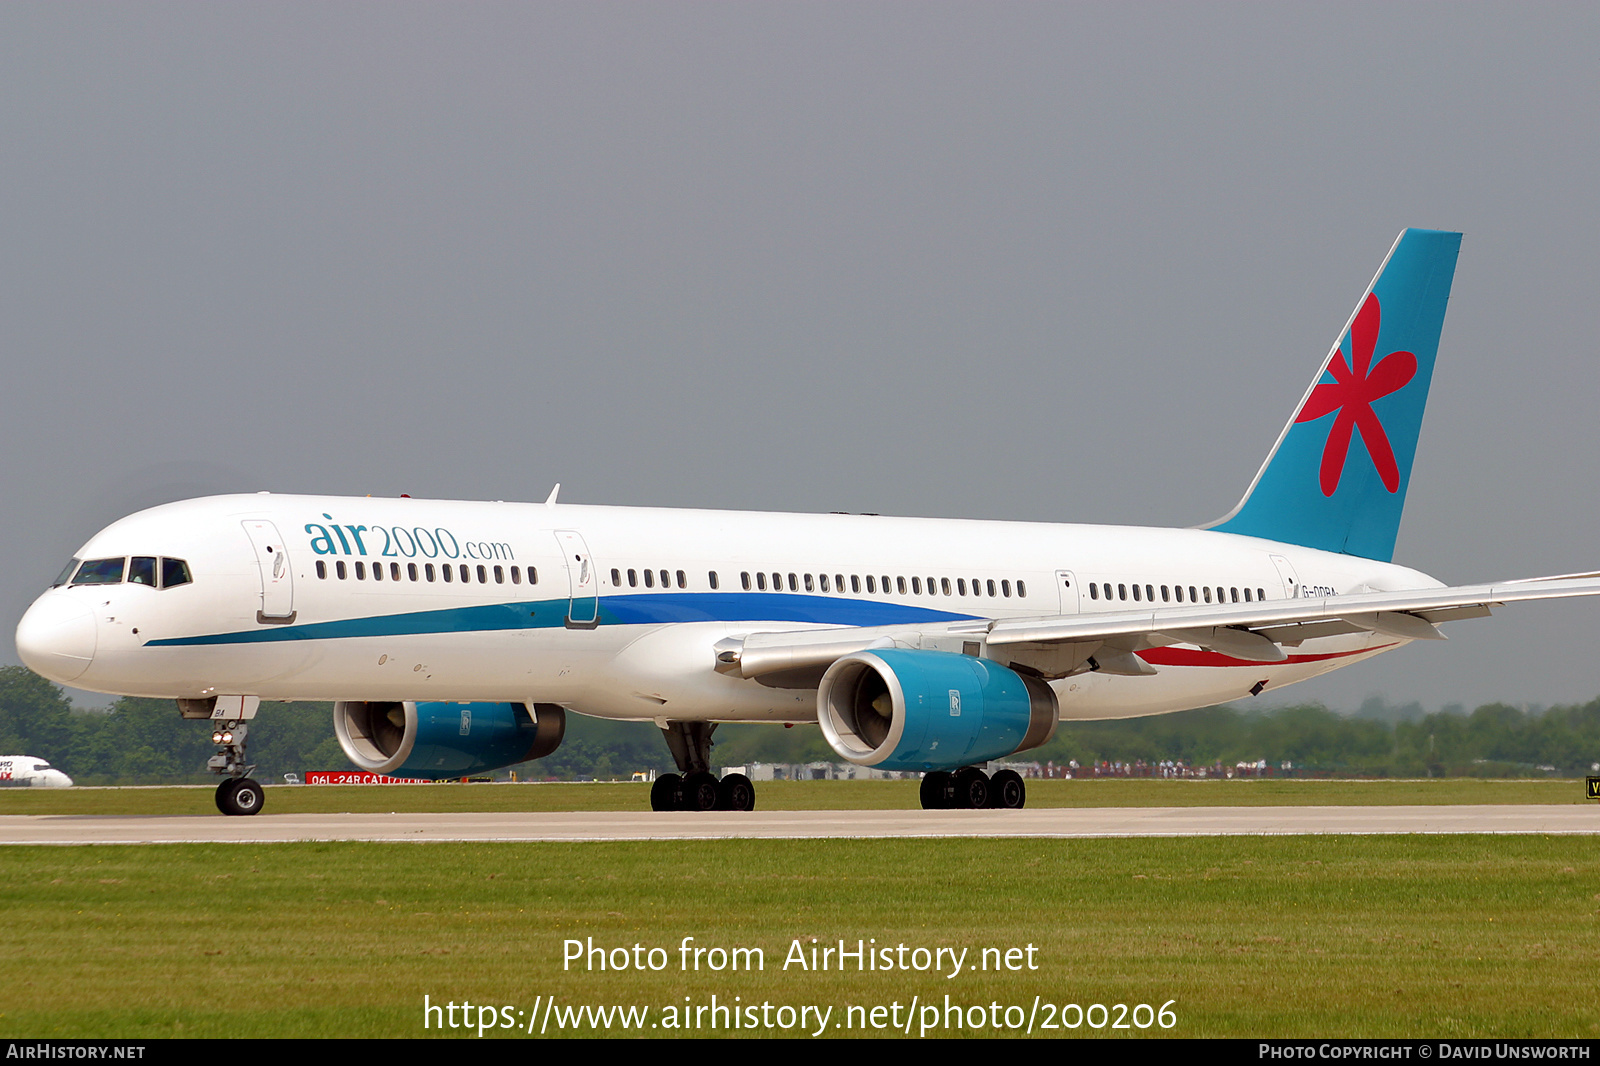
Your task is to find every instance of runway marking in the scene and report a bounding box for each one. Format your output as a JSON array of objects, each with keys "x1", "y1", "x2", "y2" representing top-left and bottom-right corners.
[{"x1": 0, "y1": 804, "x2": 1595, "y2": 844}]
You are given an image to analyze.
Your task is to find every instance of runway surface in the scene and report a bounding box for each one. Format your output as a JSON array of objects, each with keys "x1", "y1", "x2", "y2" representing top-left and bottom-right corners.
[{"x1": 1, "y1": 804, "x2": 1596, "y2": 843}]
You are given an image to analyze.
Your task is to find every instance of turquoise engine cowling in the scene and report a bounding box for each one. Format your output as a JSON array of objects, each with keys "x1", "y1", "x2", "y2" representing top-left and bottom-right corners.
[
  {"x1": 334, "y1": 700, "x2": 565, "y2": 778},
  {"x1": 817, "y1": 649, "x2": 1058, "y2": 772}
]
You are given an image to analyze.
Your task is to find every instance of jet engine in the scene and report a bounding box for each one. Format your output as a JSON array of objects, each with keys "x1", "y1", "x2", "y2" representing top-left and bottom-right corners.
[
  {"x1": 816, "y1": 649, "x2": 1057, "y2": 772},
  {"x1": 333, "y1": 700, "x2": 565, "y2": 778}
]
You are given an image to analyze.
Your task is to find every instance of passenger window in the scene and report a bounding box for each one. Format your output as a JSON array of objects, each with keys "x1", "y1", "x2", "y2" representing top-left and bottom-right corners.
[
  {"x1": 942, "y1": 577, "x2": 951, "y2": 596},
  {"x1": 128, "y1": 557, "x2": 157, "y2": 586},
  {"x1": 644, "y1": 569, "x2": 655, "y2": 588},
  {"x1": 409, "y1": 563, "x2": 419, "y2": 582},
  {"x1": 460, "y1": 564, "x2": 470, "y2": 583},
  {"x1": 511, "y1": 566, "x2": 521, "y2": 585},
  {"x1": 773, "y1": 573, "x2": 782, "y2": 590},
  {"x1": 1203, "y1": 586, "x2": 1211, "y2": 603},
  {"x1": 628, "y1": 569, "x2": 638, "y2": 588},
  {"x1": 911, "y1": 577, "x2": 921, "y2": 595},
  {"x1": 1258, "y1": 588, "x2": 1266, "y2": 601},
  {"x1": 835, "y1": 574, "x2": 845, "y2": 591},
  {"x1": 676, "y1": 570, "x2": 686, "y2": 589},
  {"x1": 337, "y1": 561, "x2": 348, "y2": 580},
  {"x1": 528, "y1": 567, "x2": 537, "y2": 584},
  {"x1": 757, "y1": 572, "x2": 768, "y2": 591},
  {"x1": 1230, "y1": 587, "x2": 1238, "y2": 602},
  {"x1": 988, "y1": 579, "x2": 997, "y2": 597},
  {"x1": 1131, "y1": 583, "x2": 1141, "y2": 601},
  {"x1": 494, "y1": 565, "x2": 504, "y2": 584},
  {"x1": 805, "y1": 573, "x2": 815, "y2": 592},
  {"x1": 161, "y1": 557, "x2": 192, "y2": 588},
  {"x1": 741, "y1": 572, "x2": 751, "y2": 591},
  {"x1": 1102, "y1": 583, "x2": 1111, "y2": 600},
  {"x1": 709, "y1": 571, "x2": 719, "y2": 590},
  {"x1": 818, "y1": 574, "x2": 829, "y2": 592},
  {"x1": 355, "y1": 562, "x2": 366, "y2": 580},
  {"x1": 372, "y1": 562, "x2": 383, "y2": 581},
  {"x1": 1189, "y1": 586, "x2": 1197, "y2": 602},
  {"x1": 1089, "y1": 582, "x2": 1099, "y2": 600},
  {"x1": 851, "y1": 575, "x2": 861, "y2": 593},
  {"x1": 897, "y1": 577, "x2": 907, "y2": 595},
  {"x1": 611, "y1": 568, "x2": 621, "y2": 586},
  {"x1": 1118, "y1": 584, "x2": 1127, "y2": 601},
  {"x1": 72, "y1": 558, "x2": 125, "y2": 585},
  {"x1": 958, "y1": 578, "x2": 967, "y2": 596},
  {"x1": 316, "y1": 560, "x2": 327, "y2": 580},
  {"x1": 789, "y1": 573, "x2": 798, "y2": 592},
  {"x1": 1145, "y1": 584, "x2": 1153, "y2": 602},
  {"x1": 477, "y1": 564, "x2": 487, "y2": 583},
  {"x1": 1016, "y1": 580, "x2": 1026, "y2": 598},
  {"x1": 442, "y1": 564, "x2": 453, "y2": 582},
  {"x1": 1161, "y1": 585, "x2": 1170, "y2": 602},
  {"x1": 1002, "y1": 579, "x2": 1012, "y2": 598},
  {"x1": 1243, "y1": 587, "x2": 1251, "y2": 602}
]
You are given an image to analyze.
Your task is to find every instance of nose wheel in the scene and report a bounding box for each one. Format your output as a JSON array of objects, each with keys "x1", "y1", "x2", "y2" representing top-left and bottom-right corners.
[
  {"x1": 206, "y1": 719, "x2": 264, "y2": 816},
  {"x1": 215, "y1": 777, "x2": 265, "y2": 816}
]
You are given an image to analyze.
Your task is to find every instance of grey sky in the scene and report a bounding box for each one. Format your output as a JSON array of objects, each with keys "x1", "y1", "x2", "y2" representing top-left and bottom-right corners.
[{"x1": 3, "y1": 3, "x2": 1598, "y2": 713}]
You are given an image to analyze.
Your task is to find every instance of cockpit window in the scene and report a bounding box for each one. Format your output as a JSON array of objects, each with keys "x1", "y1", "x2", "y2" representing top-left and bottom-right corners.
[
  {"x1": 161, "y1": 558, "x2": 192, "y2": 589},
  {"x1": 51, "y1": 558, "x2": 82, "y2": 588},
  {"x1": 129, "y1": 557, "x2": 157, "y2": 586},
  {"x1": 72, "y1": 558, "x2": 125, "y2": 585}
]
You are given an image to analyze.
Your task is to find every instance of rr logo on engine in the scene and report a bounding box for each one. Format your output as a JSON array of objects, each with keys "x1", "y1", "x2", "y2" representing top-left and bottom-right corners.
[{"x1": 949, "y1": 690, "x2": 961, "y2": 717}]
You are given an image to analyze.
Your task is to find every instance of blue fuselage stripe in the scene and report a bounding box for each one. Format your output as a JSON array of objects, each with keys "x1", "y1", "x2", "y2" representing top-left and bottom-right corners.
[{"x1": 143, "y1": 592, "x2": 980, "y2": 647}]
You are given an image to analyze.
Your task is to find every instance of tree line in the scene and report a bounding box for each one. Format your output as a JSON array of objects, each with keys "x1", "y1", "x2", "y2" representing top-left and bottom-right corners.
[{"x1": 1, "y1": 665, "x2": 1597, "y2": 784}]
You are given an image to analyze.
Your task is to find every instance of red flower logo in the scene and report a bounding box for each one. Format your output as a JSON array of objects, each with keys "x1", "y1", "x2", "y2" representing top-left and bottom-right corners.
[{"x1": 1294, "y1": 293, "x2": 1415, "y2": 497}]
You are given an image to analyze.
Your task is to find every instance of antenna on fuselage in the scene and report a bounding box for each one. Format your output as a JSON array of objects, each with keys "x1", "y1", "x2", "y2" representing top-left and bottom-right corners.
[{"x1": 544, "y1": 483, "x2": 560, "y2": 507}]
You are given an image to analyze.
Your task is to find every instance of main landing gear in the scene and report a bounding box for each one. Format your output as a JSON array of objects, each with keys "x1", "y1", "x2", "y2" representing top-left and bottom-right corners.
[
  {"x1": 207, "y1": 721, "x2": 265, "y2": 817},
  {"x1": 919, "y1": 767, "x2": 1027, "y2": 810},
  {"x1": 649, "y1": 720, "x2": 756, "y2": 812}
]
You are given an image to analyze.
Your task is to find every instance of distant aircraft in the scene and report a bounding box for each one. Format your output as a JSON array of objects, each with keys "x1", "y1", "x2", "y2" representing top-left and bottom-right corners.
[
  {"x1": 0, "y1": 756, "x2": 73, "y2": 788},
  {"x1": 16, "y1": 229, "x2": 1600, "y2": 815}
]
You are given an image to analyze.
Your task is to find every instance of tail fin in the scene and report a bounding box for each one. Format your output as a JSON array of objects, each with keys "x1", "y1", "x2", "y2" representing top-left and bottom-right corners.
[{"x1": 1210, "y1": 228, "x2": 1462, "y2": 561}]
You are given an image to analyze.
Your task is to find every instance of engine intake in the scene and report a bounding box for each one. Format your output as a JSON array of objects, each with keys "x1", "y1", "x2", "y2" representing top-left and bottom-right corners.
[
  {"x1": 334, "y1": 700, "x2": 565, "y2": 778},
  {"x1": 817, "y1": 649, "x2": 1057, "y2": 772}
]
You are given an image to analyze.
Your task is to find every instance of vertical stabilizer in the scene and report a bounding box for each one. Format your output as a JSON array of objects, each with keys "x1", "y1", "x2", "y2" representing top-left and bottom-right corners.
[{"x1": 1210, "y1": 228, "x2": 1461, "y2": 561}]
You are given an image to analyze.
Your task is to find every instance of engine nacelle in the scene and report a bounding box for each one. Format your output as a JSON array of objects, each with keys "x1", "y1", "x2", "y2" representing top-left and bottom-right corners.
[
  {"x1": 817, "y1": 650, "x2": 1058, "y2": 772},
  {"x1": 333, "y1": 700, "x2": 565, "y2": 779}
]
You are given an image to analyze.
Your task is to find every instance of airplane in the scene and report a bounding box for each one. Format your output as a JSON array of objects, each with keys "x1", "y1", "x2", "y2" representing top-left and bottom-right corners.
[
  {"x1": 15, "y1": 228, "x2": 1600, "y2": 815},
  {"x1": 0, "y1": 756, "x2": 73, "y2": 788}
]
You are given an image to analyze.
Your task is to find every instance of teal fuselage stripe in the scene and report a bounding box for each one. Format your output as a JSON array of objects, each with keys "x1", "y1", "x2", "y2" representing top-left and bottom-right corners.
[{"x1": 143, "y1": 592, "x2": 981, "y2": 647}]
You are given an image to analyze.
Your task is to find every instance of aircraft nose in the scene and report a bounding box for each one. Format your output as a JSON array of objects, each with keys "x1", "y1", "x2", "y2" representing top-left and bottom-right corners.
[{"x1": 15, "y1": 595, "x2": 96, "y2": 683}]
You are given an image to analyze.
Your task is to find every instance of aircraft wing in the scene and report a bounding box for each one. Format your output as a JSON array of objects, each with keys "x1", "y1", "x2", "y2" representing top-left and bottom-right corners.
[{"x1": 713, "y1": 574, "x2": 1600, "y2": 685}]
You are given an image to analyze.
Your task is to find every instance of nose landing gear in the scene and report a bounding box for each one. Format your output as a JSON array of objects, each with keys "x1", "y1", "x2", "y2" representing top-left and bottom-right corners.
[{"x1": 206, "y1": 720, "x2": 265, "y2": 817}]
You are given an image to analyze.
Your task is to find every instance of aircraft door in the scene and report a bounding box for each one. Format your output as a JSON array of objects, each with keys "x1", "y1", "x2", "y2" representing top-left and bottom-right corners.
[
  {"x1": 241, "y1": 520, "x2": 296, "y2": 624},
  {"x1": 1270, "y1": 554, "x2": 1300, "y2": 599},
  {"x1": 553, "y1": 530, "x2": 599, "y2": 629},
  {"x1": 1055, "y1": 570, "x2": 1081, "y2": 614}
]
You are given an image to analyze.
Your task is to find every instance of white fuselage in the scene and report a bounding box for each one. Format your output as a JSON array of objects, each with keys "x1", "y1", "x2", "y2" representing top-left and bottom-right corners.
[
  {"x1": 0, "y1": 756, "x2": 73, "y2": 788},
  {"x1": 15, "y1": 493, "x2": 1441, "y2": 724}
]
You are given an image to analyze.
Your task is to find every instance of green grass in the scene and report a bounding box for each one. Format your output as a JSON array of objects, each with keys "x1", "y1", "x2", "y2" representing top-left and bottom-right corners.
[
  {"x1": 0, "y1": 836, "x2": 1595, "y2": 1038},
  {"x1": 0, "y1": 776, "x2": 1589, "y2": 816}
]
